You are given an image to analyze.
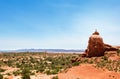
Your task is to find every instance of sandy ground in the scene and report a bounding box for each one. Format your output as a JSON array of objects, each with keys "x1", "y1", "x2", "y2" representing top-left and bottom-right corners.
[
  {"x1": 0, "y1": 66, "x2": 56, "y2": 79},
  {"x1": 4, "y1": 74, "x2": 56, "y2": 79},
  {"x1": 0, "y1": 66, "x2": 19, "y2": 75},
  {"x1": 58, "y1": 64, "x2": 120, "y2": 79},
  {"x1": 31, "y1": 74, "x2": 56, "y2": 79},
  {"x1": 2, "y1": 64, "x2": 120, "y2": 79}
]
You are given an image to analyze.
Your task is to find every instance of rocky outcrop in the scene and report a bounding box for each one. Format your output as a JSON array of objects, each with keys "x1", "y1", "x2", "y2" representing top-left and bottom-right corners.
[
  {"x1": 85, "y1": 30, "x2": 105, "y2": 57},
  {"x1": 85, "y1": 30, "x2": 118, "y2": 57},
  {"x1": 104, "y1": 44, "x2": 118, "y2": 51}
]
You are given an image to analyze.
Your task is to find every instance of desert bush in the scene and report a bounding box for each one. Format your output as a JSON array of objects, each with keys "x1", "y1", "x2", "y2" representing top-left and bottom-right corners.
[
  {"x1": 6, "y1": 73, "x2": 11, "y2": 76},
  {"x1": 51, "y1": 69, "x2": 59, "y2": 74},
  {"x1": 45, "y1": 70, "x2": 51, "y2": 75},
  {"x1": 22, "y1": 68, "x2": 30, "y2": 74},
  {"x1": 0, "y1": 52, "x2": 80, "y2": 75},
  {"x1": 13, "y1": 70, "x2": 21, "y2": 76},
  {"x1": 102, "y1": 56, "x2": 108, "y2": 60},
  {"x1": 22, "y1": 74, "x2": 30, "y2": 79},
  {"x1": 21, "y1": 68, "x2": 30, "y2": 79},
  {"x1": 45, "y1": 69, "x2": 59, "y2": 75},
  {"x1": 0, "y1": 74, "x2": 3, "y2": 79},
  {"x1": 117, "y1": 49, "x2": 120, "y2": 56},
  {"x1": 38, "y1": 67, "x2": 44, "y2": 73},
  {"x1": 72, "y1": 62, "x2": 80, "y2": 66},
  {"x1": 0, "y1": 68, "x2": 5, "y2": 72}
]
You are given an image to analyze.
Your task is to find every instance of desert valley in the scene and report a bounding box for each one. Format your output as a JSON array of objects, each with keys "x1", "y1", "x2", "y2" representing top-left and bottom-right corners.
[
  {"x1": 0, "y1": 0, "x2": 120, "y2": 79},
  {"x1": 0, "y1": 31, "x2": 120, "y2": 79}
]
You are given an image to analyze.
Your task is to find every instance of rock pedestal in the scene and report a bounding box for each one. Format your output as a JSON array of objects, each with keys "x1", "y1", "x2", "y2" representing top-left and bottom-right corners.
[
  {"x1": 85, "y1": 30, "x2": 118, "y2": 57},
  {"x1": 86, "y1": 30, "x2": 105, "y2": 57}
]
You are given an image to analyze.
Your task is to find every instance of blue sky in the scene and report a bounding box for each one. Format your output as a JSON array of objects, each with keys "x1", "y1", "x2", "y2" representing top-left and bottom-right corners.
[{"x1": 0, "y1": 0, "x2": 120, "y2": 50}]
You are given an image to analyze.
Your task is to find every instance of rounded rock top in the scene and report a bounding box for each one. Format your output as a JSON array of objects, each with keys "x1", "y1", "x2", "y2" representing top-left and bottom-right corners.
[{"x1": 90, "y1": 30, "x2": 102, "y2": 39}]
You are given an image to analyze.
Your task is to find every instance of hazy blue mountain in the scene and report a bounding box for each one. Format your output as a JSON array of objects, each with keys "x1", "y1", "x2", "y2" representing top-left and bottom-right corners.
[{"x1": 0, "y1": 49, "x2": 84, "y2": 53}]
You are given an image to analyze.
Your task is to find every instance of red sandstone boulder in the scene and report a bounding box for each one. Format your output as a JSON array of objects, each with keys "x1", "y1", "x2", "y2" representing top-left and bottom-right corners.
[
  {"x1": 86, "y1": 30, "x2": 105, "y2": 57},
  {"x1": 85, "y1": 30, "x2": 118, "y2": 57}
]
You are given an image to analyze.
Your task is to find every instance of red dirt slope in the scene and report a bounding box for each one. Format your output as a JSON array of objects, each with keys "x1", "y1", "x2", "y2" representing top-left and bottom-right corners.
[{"x1": 58, "y1": 64, "x2": 120, "y2": 79}]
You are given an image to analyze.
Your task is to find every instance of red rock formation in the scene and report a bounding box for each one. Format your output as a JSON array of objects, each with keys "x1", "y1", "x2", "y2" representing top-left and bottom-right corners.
[
  {"x1": 104, "y1": 44, "x2": 118, "y2": 51},
  {"x1": 85, "y1": 30, "x2": 105, "y2": 57},
  {"x1": 85, "y1": 30, "x2": 118, "y2": 57}
]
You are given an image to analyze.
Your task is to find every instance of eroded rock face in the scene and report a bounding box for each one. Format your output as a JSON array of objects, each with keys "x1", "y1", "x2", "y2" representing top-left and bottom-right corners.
[
  {"x1": 84, "y1": 30, "x2": 119, "y2": 57},
  {"x1": 85, "y1": 30, "x2": 118, "y2": 57},
  {"x1": 85, "y1": 30, "x2": 105, "y2": 57},
  {"x1": 104, "y1": 44, "x2": 118, "y2": 51}
]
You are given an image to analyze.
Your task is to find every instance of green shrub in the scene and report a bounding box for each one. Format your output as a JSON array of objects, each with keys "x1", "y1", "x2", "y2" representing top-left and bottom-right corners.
[
  {"x1": 6, "y1": 73, "x2": 11, "y2": 76},
  {"x1": 0, "y1": 74, "x2": 3, "y2": 79},
  {"x1": 102, "y1": 56, "x2": 108, "y2": 60},
  {"x1": 46, "y1": 70, "x2": 51, "y2": 75},
  {"x1": 38, "y1": 67, "x2": 44, "y2": 73},
  {"x1": 22, "y1": 68, "x2": 30, "y2": 74},
  {"x1": 117, "y1": 49, "x2": 120, "y2": 56},
  {"x1": 21, "y1": 68, "x2": 31, "y2": 79},
  {"x1": 13, "y1": 70, "x2": 21, "y2": 76},
  {"x1": 50, "y1": 69, "x2": 58, "y2": 74},
  {"x1": 72, "y1": 62, "x2": 80, "y2": 66},
  {"x1": 22, "y1": 74, "x2": 30, "y2": 79},
  {"x1": 0, "y1": 68, "x2": 5, "y2": 72}
]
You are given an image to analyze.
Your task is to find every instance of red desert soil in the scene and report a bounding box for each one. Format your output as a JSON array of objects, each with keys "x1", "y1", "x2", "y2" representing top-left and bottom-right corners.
[{"x1": 58, "y1": 64, "x2": 120, "y2": 79}]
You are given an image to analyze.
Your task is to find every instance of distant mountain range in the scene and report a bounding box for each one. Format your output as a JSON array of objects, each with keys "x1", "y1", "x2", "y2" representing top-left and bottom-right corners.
[{"x1": 1, "y1": 49, "x2": 84, "y2": 53}]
